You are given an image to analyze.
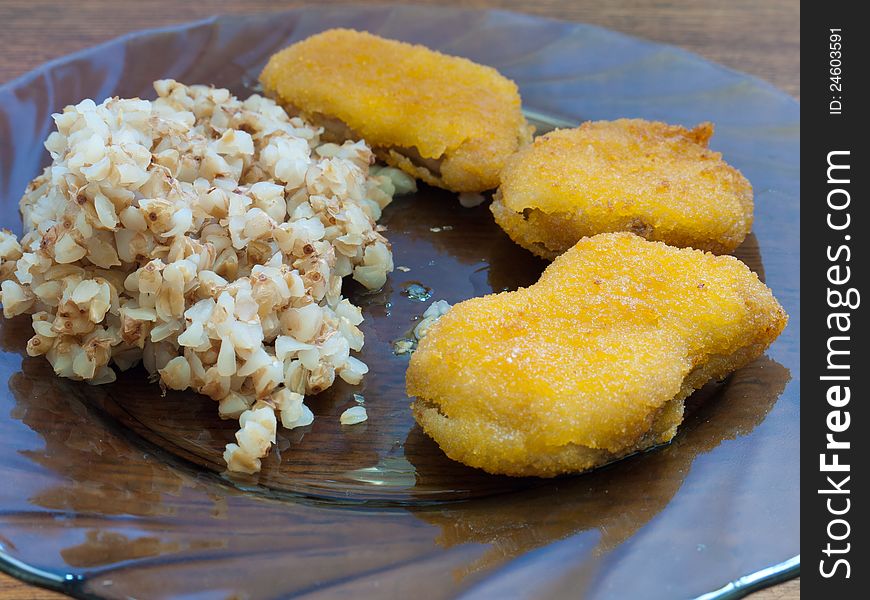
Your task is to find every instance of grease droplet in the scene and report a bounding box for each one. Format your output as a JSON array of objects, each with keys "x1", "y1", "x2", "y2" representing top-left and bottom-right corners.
[{"x1": 401, "y1": 282, "x2": 432, "y2": 302}]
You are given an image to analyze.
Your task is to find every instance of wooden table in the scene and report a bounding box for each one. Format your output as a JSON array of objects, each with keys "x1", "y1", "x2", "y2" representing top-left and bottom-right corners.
[{"x1": 0, "y1": 1, "x2": 799, "y2": 598}]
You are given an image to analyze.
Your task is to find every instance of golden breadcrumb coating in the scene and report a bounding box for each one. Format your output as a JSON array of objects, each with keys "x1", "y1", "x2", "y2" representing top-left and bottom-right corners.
[
  {"x1": 260, "y1": 28, "x2": 531, "y2": 193},
  {"x1": 407, "y1": 233, "x2": 786, "y2": 477},
  {"x1": 492, "y1": 119, "x2": 753, "y2": 259}
]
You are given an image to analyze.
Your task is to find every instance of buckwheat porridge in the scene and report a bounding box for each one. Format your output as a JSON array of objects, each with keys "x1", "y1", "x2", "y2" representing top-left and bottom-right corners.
[{"x1": 0, "y1": 80, "x2": 414, "y2": 473}]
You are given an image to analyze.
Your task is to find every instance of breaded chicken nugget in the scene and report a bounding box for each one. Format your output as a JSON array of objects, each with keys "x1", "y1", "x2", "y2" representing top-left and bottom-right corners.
[
  {"x1": 406, "y1": 232, "x2": 786, "y2": 477},
  {"x1": 492, "y1": 120, "x2": 753, "y2": 259},
  {"x1": 260, "y1": 29, "x2": 532, "y2": 193}
]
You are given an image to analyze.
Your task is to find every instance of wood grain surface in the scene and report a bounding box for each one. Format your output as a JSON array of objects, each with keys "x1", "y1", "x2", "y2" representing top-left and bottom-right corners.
[{"x1": 0, "y1": 1, "x2": 799, "y2": 598}]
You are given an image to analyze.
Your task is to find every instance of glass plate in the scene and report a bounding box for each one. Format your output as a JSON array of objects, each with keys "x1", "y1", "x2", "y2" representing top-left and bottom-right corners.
[{"x1": 0, "y1": 6, "x2": 799, "y2": 599}]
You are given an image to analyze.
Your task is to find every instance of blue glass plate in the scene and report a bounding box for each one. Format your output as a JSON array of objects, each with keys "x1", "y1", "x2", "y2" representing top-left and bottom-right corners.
[{"x1": 0, "y1": 6, "x2": 799, "y2": 599}]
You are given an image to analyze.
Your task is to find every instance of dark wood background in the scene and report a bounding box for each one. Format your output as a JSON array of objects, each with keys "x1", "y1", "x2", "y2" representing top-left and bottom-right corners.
[{"x1": 0, "y1": 1, "x2": 799, "y2": 598}]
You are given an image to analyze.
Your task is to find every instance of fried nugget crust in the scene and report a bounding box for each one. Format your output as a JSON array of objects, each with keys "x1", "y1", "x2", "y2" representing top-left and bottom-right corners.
[
  {"x1": 492, "y1": 120, "x2": 753, "y2": 259},
  {"x1": 260, "y1": 29, "x2": 532, "y2": 193},
  {"x1": 407, "y1": 233, "x2": 786, "y2": 477}
]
